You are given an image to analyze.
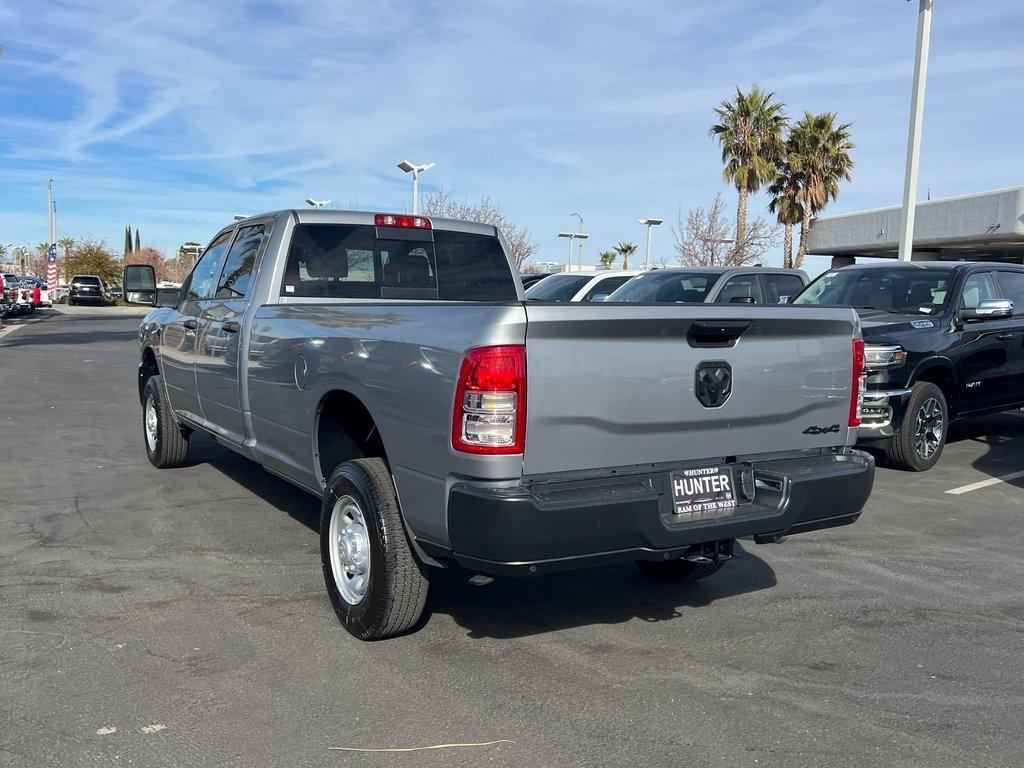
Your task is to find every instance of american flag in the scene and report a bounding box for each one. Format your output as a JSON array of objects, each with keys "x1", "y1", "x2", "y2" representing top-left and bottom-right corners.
[{"x1": 46, "y1": 243, "x2": 58, "y2": 295}]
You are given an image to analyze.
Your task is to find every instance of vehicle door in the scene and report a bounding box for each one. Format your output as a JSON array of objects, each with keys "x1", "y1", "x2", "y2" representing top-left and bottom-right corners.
[
  {"x1": 194, "y1": 222, "x2": 269, "y2": 444},
  {"x1": 956, "y1": 270, "x2": 1017, "y2": 413},
  {"x1": 764, "y1": 272, "x2": 806, "y2": 304},
  {"x1": 159, "y1": 231, "x2": 233, "y2": 422},
  {"x1": 992, "y1": 269, "x2": 1024, "y2": 407},
  {"x1": 713, "y1": 272, "x2": 765, "y2": 304}
]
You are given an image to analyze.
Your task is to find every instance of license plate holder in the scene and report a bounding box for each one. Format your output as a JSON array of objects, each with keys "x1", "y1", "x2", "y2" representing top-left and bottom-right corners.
[{"x1": 669, "y1": 465, "x2": 737, "y2": 521}]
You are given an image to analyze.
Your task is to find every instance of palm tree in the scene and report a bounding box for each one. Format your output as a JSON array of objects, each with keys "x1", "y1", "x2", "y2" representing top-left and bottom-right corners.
[
  {"x1": 710, "y1": 86, "x2": 787, "y2": 261},
  {"x1": 614, "y1": 241, "x2": 638, "y2": 270},
  {"x1": 598, "y1": 250, "x2": 617, "y2": 269},
  {"x1": 768, "y1": 140, "x2": 804, "y2": 269},
  {"x1": 58, "y1": 236, "x2": 75, "y2": 259},
  {"x1": 789, "y1": 111, "x2": 855, "y2": 268}
]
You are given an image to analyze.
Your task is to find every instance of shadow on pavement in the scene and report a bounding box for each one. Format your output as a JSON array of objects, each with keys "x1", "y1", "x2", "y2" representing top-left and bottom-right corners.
[
  {"x1": 952, "y1": 411, "x2": 1024, "y2": 490},
  {"x1": 188, "y1": 434, "x2": 321, "y2": 532}
]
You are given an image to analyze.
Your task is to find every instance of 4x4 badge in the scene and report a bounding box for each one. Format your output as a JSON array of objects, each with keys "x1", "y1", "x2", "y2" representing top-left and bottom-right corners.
[{"x1": 803, "y1": 424, "x2": 841, "y2": 435}]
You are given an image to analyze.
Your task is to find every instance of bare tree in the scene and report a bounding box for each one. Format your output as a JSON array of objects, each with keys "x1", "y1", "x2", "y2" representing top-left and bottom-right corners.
[
  {"x1": 418, "y1": 188, "x2": 537, "y2": 269},
  {"x1": 673, "y1": 192, "x2": 779, "y2": 267}
]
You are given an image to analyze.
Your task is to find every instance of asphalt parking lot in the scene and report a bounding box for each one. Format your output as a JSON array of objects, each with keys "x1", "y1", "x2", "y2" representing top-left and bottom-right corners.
[{"x1": 2, "y1": 309, "x2": 1023, "y2": 768}]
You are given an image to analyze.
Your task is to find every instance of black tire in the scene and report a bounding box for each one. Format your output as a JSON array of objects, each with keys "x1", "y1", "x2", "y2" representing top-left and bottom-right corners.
[
  {"x1": 142, "y1": 375, "x2": 189, "y2": 468},
  {"x1": 885, "y1": 381, "x2": 947, "y2": 471},
  {"x1": 636, "y1": 558, "x2": 724, "y2": 582},
  {"x1": 320, "y1": 458, "x2": 429, "y2": 640}
]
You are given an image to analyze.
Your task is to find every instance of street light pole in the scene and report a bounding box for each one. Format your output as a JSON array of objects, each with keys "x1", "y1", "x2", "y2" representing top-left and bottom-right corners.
[
  {"x1": 638, "y1": 218, "x2": 664, "y2": 270},
  {"x1": 397, "y1": 161, "x2": 435, "y2": 215},
  {"x1": 898, "y1": 0, "x2": 934, "y2": 262},
  {"x1": 571, "y1": 213, "x2": 584, "y2": 272}
]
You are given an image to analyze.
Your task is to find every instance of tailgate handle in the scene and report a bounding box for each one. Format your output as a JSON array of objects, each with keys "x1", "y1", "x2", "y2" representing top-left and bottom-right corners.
[{"x1": 687, "y1": 320, "x2": 751, "y2": 348}]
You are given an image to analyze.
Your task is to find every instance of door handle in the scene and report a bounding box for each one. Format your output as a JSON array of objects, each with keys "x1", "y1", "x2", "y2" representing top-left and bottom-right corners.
[
  {"x1": 183, "y1": 318, "x2": 199, "y2": 330},
  {"x1": 222, "y1": 321, "x2": 241, "y2": 334},
  {"x1": 996, "y1": 333, "x2": 1016, "y2": 341}
]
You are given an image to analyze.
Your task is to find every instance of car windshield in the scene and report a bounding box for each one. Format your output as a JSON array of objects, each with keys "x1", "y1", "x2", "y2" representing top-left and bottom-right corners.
[
  {"x1": 793, "y1": 268, "x2": 952, "y2": 315},
  {"x1": 606, "y1": 271, "x2": 718, "y2": 302},
  {"x1": 524, "y1": 273, "x2": 592, "y2": 301}
]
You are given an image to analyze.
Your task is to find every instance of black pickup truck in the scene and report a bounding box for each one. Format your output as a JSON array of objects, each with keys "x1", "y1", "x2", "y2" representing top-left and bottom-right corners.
[{"x1": 794, "y1": 261, "x2": 1024, "y2": 470}]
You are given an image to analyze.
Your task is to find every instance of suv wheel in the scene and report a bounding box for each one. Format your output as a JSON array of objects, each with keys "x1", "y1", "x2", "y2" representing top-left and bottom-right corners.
[
  {"x1": 886, "y1": 381, "x2": 947, "y2": 471},
  {"x1": 142, "y1": 375, "x2": 190, "y2": 468},
  {"x1": 320, "y1": 458, "x2": 429, "y2": 640}
]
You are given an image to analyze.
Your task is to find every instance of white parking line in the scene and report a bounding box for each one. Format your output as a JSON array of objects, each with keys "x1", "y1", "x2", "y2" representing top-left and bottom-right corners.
[{"x1": 946, "y1": 470, "x2": 1024, "y2": 495}]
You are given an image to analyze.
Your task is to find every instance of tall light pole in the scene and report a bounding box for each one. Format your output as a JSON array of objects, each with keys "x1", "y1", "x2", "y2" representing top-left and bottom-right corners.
[
  {"x1": 570, "y1": 212, "x2": 584, "y2": 271},
  {"x1": 558, "y1": 232, "x2": 589, "y2": 271},
  {"x1": 898, "y1": 0, "x2": 934, "y2": 262},
  {"x1": 397, "y1": 160, "x2": 435, "y2": 215},
  {"x1": 305, "y1": 198, "x2": 331, "y2": 209},
  {"x1": 638, "y1": 218, "x2": 664, "y2": 270}
]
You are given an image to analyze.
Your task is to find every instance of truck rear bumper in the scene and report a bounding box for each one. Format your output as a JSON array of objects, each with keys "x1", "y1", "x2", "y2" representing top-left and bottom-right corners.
[{"x1": 435, "y1": 451, "x2": 874, "y2": 577}]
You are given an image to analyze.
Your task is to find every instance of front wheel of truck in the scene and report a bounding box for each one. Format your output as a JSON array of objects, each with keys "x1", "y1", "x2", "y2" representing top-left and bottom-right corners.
[
  {"x1": 142, "y1": 375, "x2": 190, "y2": 469},
  {"x1": 635, "y1": 558, "x2": 724, "y2": 582},
  {"x1": 320, "y1": 458, "x2": 429, "y2": 640},
  {"x1": 885, "y1": 381, "x2": 947, "y2": 472}
]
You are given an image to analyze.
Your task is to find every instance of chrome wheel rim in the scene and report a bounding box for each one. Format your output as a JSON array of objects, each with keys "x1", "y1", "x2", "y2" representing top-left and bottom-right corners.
[
  {"x1": 328, "y1": 495, "x2": 371, "y2": 605},
  {"x1": 144, "y1": 395, "x2": 158, "y2": 452},
  {"x1": 913, "y1": 397, "x2": 944, "y2": 460}
]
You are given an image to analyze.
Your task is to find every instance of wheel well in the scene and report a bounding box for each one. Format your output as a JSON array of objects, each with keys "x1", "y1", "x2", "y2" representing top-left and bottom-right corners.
[
  {"x1": 916, "y1": 365, "x2": 956, "y2": 416},
  {"x1": 316, "y1": 391, "x2": 387, "y2": 485},
  {"x1": 138, "y1": 348, "x2": 159, "y2": 405}
]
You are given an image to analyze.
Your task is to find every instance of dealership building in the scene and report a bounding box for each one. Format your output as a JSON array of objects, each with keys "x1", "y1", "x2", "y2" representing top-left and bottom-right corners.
[{"x1": 807, "y1": 186, "x2": 1024, "y2": 268}]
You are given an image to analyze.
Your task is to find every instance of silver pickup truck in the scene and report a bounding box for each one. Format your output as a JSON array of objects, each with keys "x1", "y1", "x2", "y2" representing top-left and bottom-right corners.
[{"x1": 125, "y1": 210, "x2": 874, "y2": 640}]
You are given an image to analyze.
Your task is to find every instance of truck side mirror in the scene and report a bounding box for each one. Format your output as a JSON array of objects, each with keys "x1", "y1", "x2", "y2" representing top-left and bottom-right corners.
[
  {"x1": 122, "y1": 264, "x2": 157, "y2": 306},
  {"x1": 958, "y1": 298, "x2": 1013, "y2": 323}
]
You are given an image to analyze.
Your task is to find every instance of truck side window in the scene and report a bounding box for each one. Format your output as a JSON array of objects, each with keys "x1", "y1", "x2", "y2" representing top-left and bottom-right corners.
[
  {"x1": 184, "y1": 232, "x2": 233, "y2": 302},
  {"x1": 216, "y1": 224, "x2": 265, "y2": 299},
  {"x1": 995, "y1": 271, "x2": 1024, "y2": 310},
  {"x1": 765, "y1": 273, "x2": 804, "y2": 303},
  {"x1": 717, "y1": 274, "x2": 764, "y2": 304},
  {"x1": 960, "y1": 273, "x2": 996, "y2": 309},
  {"x1": 583, "y1": 275, "x2": 632, "y2": 302}
]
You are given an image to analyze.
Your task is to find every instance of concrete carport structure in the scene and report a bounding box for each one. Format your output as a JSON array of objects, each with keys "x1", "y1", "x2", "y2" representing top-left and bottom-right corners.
[{"x1": 808, "y1": 187, "x2": 1024, "y2": 268}]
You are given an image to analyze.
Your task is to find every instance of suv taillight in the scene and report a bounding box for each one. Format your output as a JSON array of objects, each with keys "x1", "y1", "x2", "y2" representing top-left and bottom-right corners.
[
  {"x1": 849, "y1": 338, "x2": 866, "y2": 427},
  {"x1": 452, "y1": 345, "x2": 526, "y2": 454}
]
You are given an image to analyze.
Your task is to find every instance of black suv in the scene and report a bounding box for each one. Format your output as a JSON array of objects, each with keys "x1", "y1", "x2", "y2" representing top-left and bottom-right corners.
[
  {"x1": 794, "y1": 261, "x2": 1024, "y2": 470},
  {"x1": 68, "y1": 275, "x2": 111, "y2": 306}
]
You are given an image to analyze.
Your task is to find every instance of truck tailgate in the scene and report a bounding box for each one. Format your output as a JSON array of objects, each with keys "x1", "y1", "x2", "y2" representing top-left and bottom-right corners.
[{"x1": 522, "y1": 304, "x2": 860, "y2": 476}]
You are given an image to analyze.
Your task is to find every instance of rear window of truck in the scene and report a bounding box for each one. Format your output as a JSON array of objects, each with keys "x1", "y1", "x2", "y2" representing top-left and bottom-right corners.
[{"x1": 281, "y1": 224, "x2": 517, "y2": 302}]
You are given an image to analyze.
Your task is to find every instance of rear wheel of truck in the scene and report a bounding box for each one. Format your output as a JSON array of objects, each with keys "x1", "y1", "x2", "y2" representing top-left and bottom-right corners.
[
  {"x1": 635, "y1": 558, "x2": 724, "y2": 582},
  {"x1": 886, "y1": 381, "x2": 947, "y2": 472},
  {"x1": 142, "y1": 375, "x2": 190, "y2": 469},
  {"x1": 320, "y1": 458, "x2": 429, "y2": 640}
]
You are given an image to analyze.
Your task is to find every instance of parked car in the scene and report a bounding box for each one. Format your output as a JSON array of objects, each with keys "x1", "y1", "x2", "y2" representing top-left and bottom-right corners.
[
  {"x1": 54, "y1": 285, "x2": 70, "y2": 303},
  {"x1": 125, "y1": 209, "x2": 873, "y2": 640},
  {"x1": 519, "y1": 272, "x2": 553, "y2": 290},
  {"x1": 0, "y1": 273, "x2": 11, "y2": 319},
  {"x1": 793, "y1": 261, "x2": 1024, "y2": 470},
  {"x1": 525, "y1": 270, "x2": 642, "y2": 302},
  {"x1": 19, "y1": 276, "x2": 52, "y2": 309},
  {"x1": 606, "y1": 266, "x2": 808, "y2": 304},
  {"x1": 2, "y1": 273, "x2": 33, "y2": 316},
  {"x1": 68, "y1": 275, "x2": 112, "y2": 306}
]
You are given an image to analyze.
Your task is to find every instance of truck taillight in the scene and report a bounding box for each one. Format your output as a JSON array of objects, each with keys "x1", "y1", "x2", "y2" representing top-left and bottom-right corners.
[
  {"x1": 374, "y1": 213, "x2": 432, "y2": 230},
  {"x1": 452, "y1": 345, "x2": 526, "y2": 454},
  {"x1": 849, "y1": 338, "x2": 866, "y2": 427}
]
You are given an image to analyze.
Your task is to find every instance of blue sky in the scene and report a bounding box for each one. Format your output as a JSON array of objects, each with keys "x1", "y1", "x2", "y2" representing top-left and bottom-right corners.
[{"x1": 1, "y1": 0, "x2": 1022, "y2": 275}]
